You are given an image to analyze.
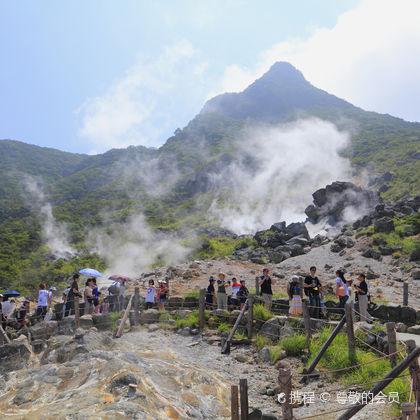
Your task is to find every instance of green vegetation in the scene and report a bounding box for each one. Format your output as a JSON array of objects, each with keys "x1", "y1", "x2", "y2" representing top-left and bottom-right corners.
[
  {"x1": 109, "y1": 312, "x2": 123, "y2": 330},
  {"x1": 255, "y1": 334, "x2": 271, "y2": 350},
  {"x1": 217, "y1": 323, "x2": 231, "y2": 333},
  {"x1": 174, "y1": 310, "x2": 200, "y2": 329},
  {"x1": 253, "y1": 304, "x2": 274, "y2": 321}
]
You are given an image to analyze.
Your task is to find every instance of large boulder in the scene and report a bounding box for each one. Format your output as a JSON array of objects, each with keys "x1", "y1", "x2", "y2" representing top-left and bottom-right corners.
[
  {"x1": 259, "y1": 317, "x2": 280, "y2": 341},
  {"x1": 92, "y1": 314, "x2": 113, "y2": 331},
  {"x1": 79, "y1": 314, "x2": 94, "y2": 329},
  {"x1": 139, "y1": 309, "x2": 161, "y2": 324},
  {"x1": 374, "y1": 217, "x2": 395, "y2": 233},
  {"x1": 0, "y1": 342, "x2": 31, "y2": 371}
]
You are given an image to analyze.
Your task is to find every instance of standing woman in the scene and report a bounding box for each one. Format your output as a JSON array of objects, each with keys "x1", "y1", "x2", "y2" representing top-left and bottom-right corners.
[
  {"x1": 335, "y1": 270, "x2": 349, "y2": 316},
  {"x1": 238, "y1": 280, "x2": 249, "y2": 310},
  {"x1": 206, "y1": 277, "x2": 216, "y2": 309},
  {"x1": 216, "y1": 272, "x2": 228, "y2": 311},
  {"x1": 36, "y1": 283, "x2": 51, "y2": 321},
  {"x1": 84, "y1": 279, "x2": 95, "y2": 315},
  {"x1": 288, "y1": 275, "x2": 302, "y2": 316},
  {"x1": 158, "y1": 280, "x2": 169, "y2": 311},
  {"x1": 355, "y1": 273, "x2": 372, "y2": 322}
]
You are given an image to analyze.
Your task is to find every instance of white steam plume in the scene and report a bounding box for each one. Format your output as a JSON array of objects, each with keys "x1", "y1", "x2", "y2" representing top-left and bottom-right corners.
[
  {"x1": 209, "y1": 119, "x2": 352, "y2": 234},
  {"x1": 88, "y1": 214, "x2": 192, "y2": 279},
  {"x1": 22, "y1": 176, "x2": 77, "y2": 259}
]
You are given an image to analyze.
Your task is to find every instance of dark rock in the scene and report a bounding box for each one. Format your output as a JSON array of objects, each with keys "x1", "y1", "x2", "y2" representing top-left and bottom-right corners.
[
  {"x1": 372, "y1": 236, "x2": 387, "y2": 246},
  {"x1": 305, "y1": 204, "x2": 319, "y2": 221},
  {"x1": 346, "y1": 238, "x2": 355, "y2": 248},
  {"x1": 400, "y1": 306, "x2": 417, "y2": 324},
  {"x1": 374, "y1": 217, "x2": 395, "y2": 233},
  {"x1": 360, "y1": 215, "x2": 372, "y2": 227},
  {"x1": 111, "y1": 373, "x2": 138, "y2": 391},
  {"x1": 249, "y1": 408, "x2": 263, "y2": 420},
  {"x1": 260, "y1": 317, "x2": 280, "y2": 341},
  {"x1": 259, "y1": 347, "x2": 271, "y2": 362},
  {"x1": 400, "y1": 206, "x2": 414, "y2": 215},
  {"x1": 412, "y1": 270, "x2": 420, "y2": 280},
  {"x1": 285, "y1": 223, "x2": 310, "y2": 240},
  {"x1": 92, "y1": 314, "x2": 112, "y2": 331},
  {"x1": 139, "y1": 309, "x2": 160, "y2": 324},
  {"x1": 331, "y1": 243, "x2": 343, "y2": 253},
  {"x1": 362, "y1": 247, "x2": 381, "y2": 260},
  {"x1": 379, "y1": 246, "x2": 394, "y2": 256},
  {"x1": 270, "y1": 222, "x2": 286, "y2": 233},
  {"x1": 0, "y1": 342, "x2": 31, "y2": 371}
]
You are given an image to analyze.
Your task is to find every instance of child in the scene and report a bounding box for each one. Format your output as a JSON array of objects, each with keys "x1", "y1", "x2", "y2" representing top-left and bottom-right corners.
[
  {"x1": 145, "y1": 280, "x2": 155, "y2": 310},
  {"x1": 238, "y1": 280, "x2": 249, "y2": 310},
  {"x1": 101, "y1": 296, "x2": 109, "y2": 314},
  {"x1": 288, "y1": 275, "x2": 302, "y2": 316},
  {"x1": 206, "y1": 277, "x2": 216, "y2": 309}
]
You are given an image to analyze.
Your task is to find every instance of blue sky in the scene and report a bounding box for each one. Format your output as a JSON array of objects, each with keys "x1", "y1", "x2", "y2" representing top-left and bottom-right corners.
[{"x1": 1, "y1": 0, "x2": 419, "y2": 154}]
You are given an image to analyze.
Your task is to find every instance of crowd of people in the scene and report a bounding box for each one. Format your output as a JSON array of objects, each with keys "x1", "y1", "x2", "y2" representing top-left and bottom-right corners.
[
  {"x1": 204, "y1": 267, "x2": 372, "y2": 322},
  {"x1": 0, "y1": 265, "x2": 373, "y2": 335}
]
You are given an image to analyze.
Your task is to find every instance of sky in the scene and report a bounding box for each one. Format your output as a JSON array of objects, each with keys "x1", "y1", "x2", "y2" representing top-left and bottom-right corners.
[{"x1": 1, "y1": 0, "x2": 419, "y2": 155}]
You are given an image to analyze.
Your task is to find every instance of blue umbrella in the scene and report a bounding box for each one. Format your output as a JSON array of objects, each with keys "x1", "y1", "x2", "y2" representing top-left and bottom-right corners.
[
  {"x1": 2, "y1": 290, "x2": 21, "y2": 297},
  {"x1": 79, "y1": 268, "x2": 103, "y2": 277}
]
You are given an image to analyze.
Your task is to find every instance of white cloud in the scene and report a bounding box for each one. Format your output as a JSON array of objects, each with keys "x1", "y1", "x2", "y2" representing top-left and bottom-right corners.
[
  {"x1": 76, "y1": 40, "x2": 202, "y2": 152},
  {"x1": 215, "y1": 0, "x2": 420, "y2": 122}
]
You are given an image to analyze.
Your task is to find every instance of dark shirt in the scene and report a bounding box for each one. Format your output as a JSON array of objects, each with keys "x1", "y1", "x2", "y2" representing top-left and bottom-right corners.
[
  {"x1": 218, "y1": 284, "x2": 226, "y2": 293},
  {"x1": 238, "y1": 286, "x2": 249, "y2": 299},
  {"x1": 358, "y1": 280, "x2": 368, "y2": 295},
  {"x1": 68, "y1": 280, "x2": 79, "y2": 300},
  {"x1": 17, "y1": 306, "x2": 27, "y2": 322},
  {"x1": 290, "y1": 283, "x2": 300, "y2": 296},
  {"x1": 260, "y1": 275, "x2": 272, "y2": 295},
  {"x1": 304, "y1": 275, "x2": 321, "y2": 296}
]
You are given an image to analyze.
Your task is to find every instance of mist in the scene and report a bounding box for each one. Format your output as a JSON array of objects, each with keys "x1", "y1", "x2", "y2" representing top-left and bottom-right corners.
[
  {"x1": 22, "y1": 176, "x2": 77, "y2": 259},
  {"x1": 88, "y1": 214, "x2": 192, "y2": 279},
  {"x1": 208, "y1": 119, "x2": 352, "y2": 234}
]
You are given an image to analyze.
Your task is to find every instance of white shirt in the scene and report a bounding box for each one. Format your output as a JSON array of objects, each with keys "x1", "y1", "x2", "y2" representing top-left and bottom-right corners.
[
  {"x1": 225, "y1": 285, "x2": 233, "y2": 297},
  {"x1": 38, "y1": 289, "x2": 49, "y2": 307},
  {"x1": 232, "y1": 285, "x2": 240, "y2": 298},
  {"x1": 2, "y1": 301, "x2": 15, "y2": 317},
  {"x1": 146, "y1": 287, "x2": 155, "y2": 303}
]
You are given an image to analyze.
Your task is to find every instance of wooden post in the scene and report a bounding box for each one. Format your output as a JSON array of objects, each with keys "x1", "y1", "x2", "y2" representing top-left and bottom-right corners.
[
  {"x1": 303, "y1": 315, "x2": 346, "y2": 377},
  {"x1": 199, "y1": 288, "x2": 205, "y2": 331},
  {"x1": 74, "y1": 296, "x2": 80, "y2": 329},
  {"x1": 255, "y1": 276, "x2": 259, "y2": 297},
  {"x1": 115, "y1": 295, "x2": 134, "y2": 338},
  {"x1": 231, "y1": 384, "x2": 239, "y2": 420},
  {"x1": 345, "y1": 302, "x2": 356, "y2": 364},
  {"x1": 278, "y1": 368, "x2": 293, "y2": 420},
  {"x1": 0, "y1": 324, "x2": 11, "y2": 344},
  {"x1": 406, "y1": 340, "x2": 420, "y2": 408},
  {"x1": 401, "y1": 402, "x2": 416, "y2": 420},
  {"x1": 403, "y1": 282, "x2": 409, "y2": 306},
  {"x1": 386, "y1": 322, "x2": 397, "y2": 367},
  {"x1": 302, "y1": 300, "x2": 311, "y2": 347},
  {"x1": 239, "y1": 378, "x2": 249, "y2": 420},
  {"x1": 222, "y1": 300, "x2": 248, "y2": 354},
  {"x1": 247, "y1": 295, "x2": 254, "y2": 339},
  {"x1": 134, "y1": 287, "x2": 140, "y2": 326},
  {"x1": 337, "y1": 344, "x2": 420, "y2": 419}
]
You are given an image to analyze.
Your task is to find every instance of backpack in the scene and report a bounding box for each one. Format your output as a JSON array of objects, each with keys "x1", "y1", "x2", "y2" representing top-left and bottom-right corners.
[{"x1": 108, "y1": 284, "x2": 120, "y2": 295}]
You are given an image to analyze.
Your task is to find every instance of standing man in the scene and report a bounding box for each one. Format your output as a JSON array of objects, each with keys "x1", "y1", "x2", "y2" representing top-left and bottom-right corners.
[
  {"x1": 304, "y1": 266, "x2": 323, "y2": 319},
  {"x1": 355, "y1": 273, "x2": 372, "y2": 323},
  {"x1": 65, "y1": 274, "x2": 80, "y2": 317},
  {"x1": 48, "y1": 286, "x2": 56, "y2": 308},
  {"x1": 258, "y1": 268, "x2": 274, "y2": 311}
]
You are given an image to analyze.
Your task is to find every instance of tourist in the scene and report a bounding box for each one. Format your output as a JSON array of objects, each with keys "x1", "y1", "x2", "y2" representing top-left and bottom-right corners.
[
  {"x1": 238, "y1": 280, "x2": 249, "y2": 310},
  {"x1": 65, "y1": 274, "x2": 80, "y2": 317},
  {"x1": 119, "y1": 278, "x2": 127, "y2": 312},
  {"x1": 101, "y1": 296, "x2": 109, "y2": 314},
  {"x1": 206, "y1": 277, "x2": 216, "y2": 309},
  {"x1": 36, "y1": 283, "x2": 51, "y2": 320},
  {"x1": 157, "y1": 280, "x2": 169, "y2": 311},
  {"x1": 335, "y1": 270, "x2": 349, "y2": 316},
  {"x1": 62, "y1": 284, "x2": 71, "y2": 319},
  {"x1": 355, "y1": 273, "x2": 372, "y2": 323},
  {"x1": 304, "y1": 266, "x2": 323, "y2": 319},
  {"x1": 17, "y1": 299, "x2": 30, "y2": 330},
  {"x1": 145, "y1": 279, "x2": 155, "y2": 310},
  {"x1": 288, "y1": 275, "x2": 302, "y2": 315},
  {"x1": 108, "y1": 279, "x2": 121, "y2": 312},
  {"x1": 216, "y1": 272, "x2": 228, "y2": 311},
  {"x1": 48, "y1": 286, "x2": 56, "y2": 308},
  {"x1": 84, "y1": 279, "x2": 95, "y2": 315},
  {"x1": 258, "y1": 268, "x2": 274, "y2": 311},
  {"x1": 94, "y1": 291, "x2": 102, "y2": 314},
  {"x1": 91, "y1": 278, "x2": 100, "y2": 313},
  {"x1": 231, "y1": 278, "x2": 241, "y2": 309},
  {"x1": 226, "y1": 279, "x2": 233, "y2": 311},
  {"x1": 2, "y1": 296, "x2": 15, "y2": 329}
]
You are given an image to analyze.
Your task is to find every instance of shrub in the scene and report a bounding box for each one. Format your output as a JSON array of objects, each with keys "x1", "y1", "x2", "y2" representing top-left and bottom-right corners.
[
  {"x1": 159, "y1": 313, "x2": 172, "y2": 321},
  {"x1": 255, "y1": 334, "x2": 271, "y2": 350},
  {"x1": 281, "y1": 334, "x2": 307, "y2": 355},
  {"x1": 270, "y1": 346, "x2": 284, "y2": 363},
  {"x1": 254, "y1": 304, "x2": 273, "y2": 321},
  {"x1": 217, "y1": 323, "x2": 231, "y2": 333}
]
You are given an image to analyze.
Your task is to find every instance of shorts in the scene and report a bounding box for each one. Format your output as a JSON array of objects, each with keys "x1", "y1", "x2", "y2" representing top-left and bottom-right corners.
[
  {"x1": 227, "y1": 296, "x2": 232, "y2": 305},
  {"x1": 159, "y1": 298, "x2": 166, "y2": 303}
]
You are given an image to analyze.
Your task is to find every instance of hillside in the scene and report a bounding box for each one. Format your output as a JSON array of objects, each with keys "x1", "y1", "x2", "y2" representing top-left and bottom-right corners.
[{"x1": 0, "y1": 62, "x2": 419, "y2": 292}]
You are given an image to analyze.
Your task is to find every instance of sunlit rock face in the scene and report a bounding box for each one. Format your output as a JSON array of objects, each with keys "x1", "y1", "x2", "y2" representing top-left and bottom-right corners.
[{"x1": 0, "y1": 330, "x2": 230, "y2": 419}]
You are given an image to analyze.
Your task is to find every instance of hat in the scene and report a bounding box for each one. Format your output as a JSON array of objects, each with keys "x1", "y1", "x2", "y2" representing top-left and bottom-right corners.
[
  {"x1": 240, "y1": 279, "x2": 245, "y2": 283},
  {"x1": 50, "y1": 286, "x2": 57, "y2": 291},
  {"x1": 292, "y1": 275, "x2": 299, "y2": 280},
  {"x1": 0, "y1": 294, "x2": 3, "y2": 298},
  {"x1": 23, "y1": 299, "x2": 30, "y2": 304},
  {"x1": 161, "y1": 280, "x2": 167, "y2": 284}
]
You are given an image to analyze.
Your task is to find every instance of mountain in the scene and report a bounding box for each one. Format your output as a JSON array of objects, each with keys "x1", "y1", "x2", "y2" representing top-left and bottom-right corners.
[{"x1": 0, "y1": 62, "x2": 419, "y2": 292}]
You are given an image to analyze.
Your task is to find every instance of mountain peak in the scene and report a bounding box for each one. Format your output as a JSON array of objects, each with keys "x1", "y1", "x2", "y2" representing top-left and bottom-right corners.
[{"x1": 201, "y1": 61, "x2": 353, "y2": 123}]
